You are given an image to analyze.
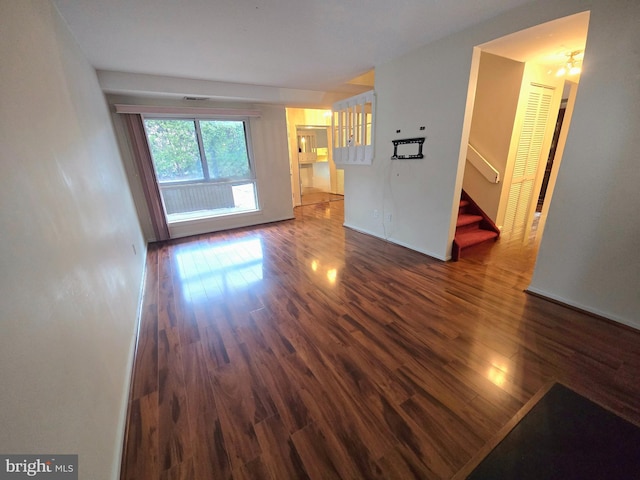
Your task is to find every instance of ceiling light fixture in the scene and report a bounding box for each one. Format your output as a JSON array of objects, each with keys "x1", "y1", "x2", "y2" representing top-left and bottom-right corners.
[{"x1": 556, "y1": 50, "x2": 582, "y2": 77}]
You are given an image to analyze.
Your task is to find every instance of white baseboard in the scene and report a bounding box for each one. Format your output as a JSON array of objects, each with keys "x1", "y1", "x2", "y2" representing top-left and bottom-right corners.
[
  {"x1": 342, "y1": 222, "x2": 448, "y2": 262},
  {"x1": 526, "y1": 287, "x2": 639, "y2": 331}
]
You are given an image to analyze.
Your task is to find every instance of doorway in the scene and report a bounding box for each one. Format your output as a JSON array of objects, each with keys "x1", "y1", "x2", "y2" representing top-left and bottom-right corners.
[
  {"x1": 286, "y1": 108, "x2": 344, "y2": 207},
  {"x1": 537, "y1": 99, "x2": 567, "y2": 213},
  {"x1": 457, "y1": 12, "x2": 589, "y2": 254},
  {"x1": 297, "y1": 126, "x2": 342, "y2": 205}
]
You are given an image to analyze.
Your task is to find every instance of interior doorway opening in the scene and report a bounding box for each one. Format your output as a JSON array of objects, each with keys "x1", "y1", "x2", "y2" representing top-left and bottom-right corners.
[
  {"x1": 537, "y1": 98, "x2": 567, "y2": 213},
  {"x1": 286, "y1": 108, "x2": 344, "y2": 207},
  {"x1": 455, "y1": 11, "x2": 589, "y2": 262},
  {"x1": 297, "y1": 126, "x2": 342, "y2": 205}
]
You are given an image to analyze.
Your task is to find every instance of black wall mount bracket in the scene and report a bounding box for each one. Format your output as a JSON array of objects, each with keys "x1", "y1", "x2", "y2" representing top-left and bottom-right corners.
[{"x1": 391, "y1": 137, "x2": 425, "y2": 159}]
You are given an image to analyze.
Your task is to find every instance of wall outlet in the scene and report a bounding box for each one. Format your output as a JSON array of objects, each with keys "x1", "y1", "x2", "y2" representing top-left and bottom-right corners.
[
  {"x1": 386, "y1": 213, "x2": 392, "y2": 223},
  {"x1": 373, "y1": 209, "x2": 380, "y2": 219}
]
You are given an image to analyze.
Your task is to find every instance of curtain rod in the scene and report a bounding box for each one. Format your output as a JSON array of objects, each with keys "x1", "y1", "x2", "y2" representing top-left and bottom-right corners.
[{"x1": 114, "y1": 104, "x2": 261, "y2": 117}]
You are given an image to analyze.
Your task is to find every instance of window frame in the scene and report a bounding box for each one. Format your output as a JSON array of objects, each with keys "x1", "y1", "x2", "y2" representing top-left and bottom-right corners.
[{"x1": 142, "y1": 115, "x2": 257, "y2": 187}]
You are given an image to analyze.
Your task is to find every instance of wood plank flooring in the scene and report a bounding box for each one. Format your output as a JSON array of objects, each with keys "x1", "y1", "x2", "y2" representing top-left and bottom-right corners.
[
  {"x1": 121, "y1": 200, "x2": 640, "y2": 479},
  {"x1": 300, "y1": 191, "x2": 344, "y2": 206}
]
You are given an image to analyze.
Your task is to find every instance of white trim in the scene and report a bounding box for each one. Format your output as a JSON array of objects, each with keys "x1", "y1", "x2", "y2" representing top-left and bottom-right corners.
[
  {"x1": 114, "y1": 104, "x2": 261, "y2": 117},
  {"x1": 467, "y1": 143, "x2": 500, "y2": 183},
  {"x1": 342, "y1": 222, "x2": 448, "y2": 261},
  {"x1": 115, "y1": 242, "x2": 148, "y2": 478},
  {"x1": 526, "y1": 287, "x2": 639, "y2": 331}
]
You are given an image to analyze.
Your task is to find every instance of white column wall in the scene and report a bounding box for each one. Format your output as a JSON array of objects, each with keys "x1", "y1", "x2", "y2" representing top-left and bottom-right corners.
[
  {"x1": 529, "y1": 0, "x2": 640, "y2": 327},
  {"x1": 0, "y1": 2, "x2": 146, "y2": 478}
]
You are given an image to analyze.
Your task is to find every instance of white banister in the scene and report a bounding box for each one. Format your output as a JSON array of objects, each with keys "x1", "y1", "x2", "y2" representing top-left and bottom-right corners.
[{"x1": 467, "y1": 144, "x2": 500, "y2": 184}]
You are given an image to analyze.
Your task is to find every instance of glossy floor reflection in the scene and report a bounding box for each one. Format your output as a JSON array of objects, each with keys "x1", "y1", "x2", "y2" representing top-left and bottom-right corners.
[
  {"x1": 122, "y1": 200, "x2": 640, "y2": 480},
  {"x1": 174, "y1": 236, "x2": 264, "y2": 302}
]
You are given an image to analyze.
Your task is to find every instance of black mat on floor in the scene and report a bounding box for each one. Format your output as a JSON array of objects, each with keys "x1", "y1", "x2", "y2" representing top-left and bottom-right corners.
[{"x1": 467, "y1": 383, "x2": 640, "y2": 479}]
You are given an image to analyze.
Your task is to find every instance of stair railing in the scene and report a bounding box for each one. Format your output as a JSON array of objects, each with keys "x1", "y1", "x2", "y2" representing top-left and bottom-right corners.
[{"x1": 467, "y1": 144, "x2": 500, "y2": 184}]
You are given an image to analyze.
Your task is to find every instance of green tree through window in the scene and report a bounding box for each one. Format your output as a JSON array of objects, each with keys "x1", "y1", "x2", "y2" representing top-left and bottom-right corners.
[
  {"x1": 145, "y1": 120, "x2": 203, "y2": 182},
  {"x1": 144, "y1": 118, "x2": 252, "y2": 183},
  {"x1": 201, "y1": 121, "x2": 250, "y2": 179}
]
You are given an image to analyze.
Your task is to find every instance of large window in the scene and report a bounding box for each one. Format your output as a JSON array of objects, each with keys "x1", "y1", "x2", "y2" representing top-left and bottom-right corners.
[{"x1": 143, "y1": 118, "x2": 258, "y2": 222}]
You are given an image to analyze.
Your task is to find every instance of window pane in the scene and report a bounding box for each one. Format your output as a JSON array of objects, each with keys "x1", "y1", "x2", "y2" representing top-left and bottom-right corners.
[
  {"x1": 364, "y1": 102, "x2": 373, "y2": 146},
  {"x1": 200, "y1": 120, "x2": 251, "y2": 179},
  {"x1": 144, "y1": 120, "x2": 203, "y2": 182},
  {"x1": 231, "y1": 182, "x2": 258, "y2": 211},
  {"x1": 161, "y1": 181, "x2": 259, "y2": 223}
]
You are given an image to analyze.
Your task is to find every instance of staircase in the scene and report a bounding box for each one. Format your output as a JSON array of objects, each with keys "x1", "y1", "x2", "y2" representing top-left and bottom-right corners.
[{"x1": 452, "y1": 191, "x2": 500, "y2": 261}]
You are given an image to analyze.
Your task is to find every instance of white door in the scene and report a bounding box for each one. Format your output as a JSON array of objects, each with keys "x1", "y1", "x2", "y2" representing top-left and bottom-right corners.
[{"x1": 503, "y1": 83, "x2": 556, "y2": 241}]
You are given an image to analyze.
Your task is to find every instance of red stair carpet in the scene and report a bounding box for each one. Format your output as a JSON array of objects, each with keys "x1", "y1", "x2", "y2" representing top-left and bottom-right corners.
[{"x1": 452, "y1": 193, "x2": 500, "y2": 261}]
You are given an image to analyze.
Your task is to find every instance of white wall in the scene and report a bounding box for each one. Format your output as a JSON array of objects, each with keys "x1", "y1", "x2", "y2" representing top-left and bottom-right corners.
[
  {"x1": 464, "y1": 52, "x2": 524, "y2": 221},
  {"x1": 0, "y1": 2, "x2": 146, "y2": 479},
  {"x1": 345, "y1": 32, "x2": 478, "y2": 259},
  {"x1": 529, "y1": 0, "x2": 640, "y2": 328},
  {"x1": 345, "y1": 0, "x2": 640, "y2": 326},
  {"x1": 108, "y1": 96, "x2": 294, "y2": 241}
]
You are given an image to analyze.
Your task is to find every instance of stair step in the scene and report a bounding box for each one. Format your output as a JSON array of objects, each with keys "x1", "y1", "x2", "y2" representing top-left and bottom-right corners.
[
  {"x1": 457, "y1": 213, "x2": 483, "y2": 228},
  {"x1": 454, "y1": 229, "x2": 498, "y2": 249}
]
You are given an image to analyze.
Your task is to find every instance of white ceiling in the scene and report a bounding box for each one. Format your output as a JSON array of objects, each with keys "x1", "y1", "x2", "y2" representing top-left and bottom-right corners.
[
  {"x1": 481, "y1": 11, "x2": 589, "y2": 69},
  {"x1": 53, "y1": 0, "x2": 541, "y2": 93}
]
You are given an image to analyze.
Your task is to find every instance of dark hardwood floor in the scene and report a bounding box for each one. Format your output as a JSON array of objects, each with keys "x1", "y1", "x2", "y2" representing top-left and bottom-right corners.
[{"x1": 121, "y1": 200, "x2": 640, "y2": 479}]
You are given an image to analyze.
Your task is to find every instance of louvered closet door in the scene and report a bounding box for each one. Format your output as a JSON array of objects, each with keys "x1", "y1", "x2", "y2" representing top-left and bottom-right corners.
[{"x1": 503, "y1": 84, "x2": 554, "y2": 240}]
